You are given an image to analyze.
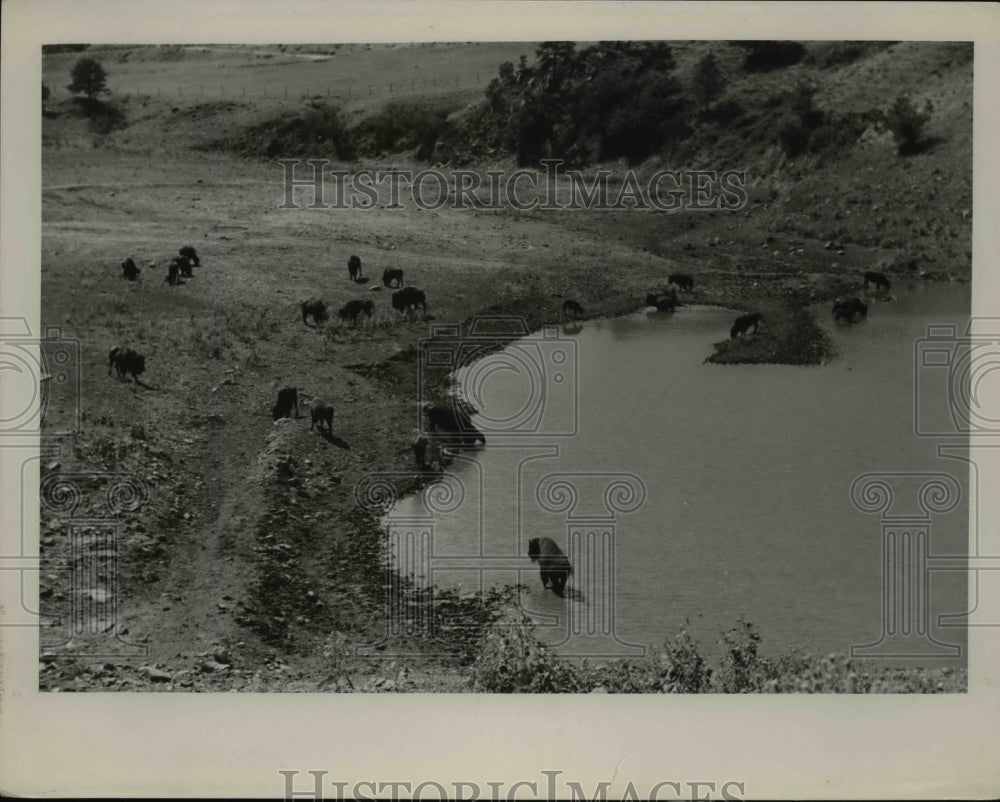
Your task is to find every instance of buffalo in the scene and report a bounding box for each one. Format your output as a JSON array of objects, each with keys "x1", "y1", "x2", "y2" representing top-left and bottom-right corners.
[
  {"x1": 382, "y1": 268, "x2": 405, "y2": 288},
  {"x1": 528, "y1": 537, "x2": 573, "y2": 597},
  {"x1": 179, "y1": 246, "x2": 200, "y2": 267},
  {"x1": 392, "y1": 286, "x2": 427, "y2": 319},
  {"x1": 863, "y1": 270, "x2": 891, "y2": 291},
  {"x1": 300, "y1": 299, "x2": 329, "y2": 326},
  {"x1": 272, "y1": 386, "x2": 299, "y2": 420},
  {"x1": 121, "y1": 258, "x2": 140, "y2": 281},
  {"x1": 108, "y1": 346, "x2": 146, "y2": 384},
  {"x1": 730, "y1": 312, "x2": 763, "y2": 338},
  {"x1": 338, "y1": 299, "x2": 375, "y2": 323},
  {"x1": 668, "y1": 273, "x2": 694, "y2": 292},
  {"x1": 422, "y1": 400, "x2": 485, "y2": 446}
]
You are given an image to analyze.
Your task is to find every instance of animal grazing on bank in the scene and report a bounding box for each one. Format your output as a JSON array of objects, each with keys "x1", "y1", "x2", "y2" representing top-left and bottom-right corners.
[
  {"x1": 832, "y1": 296, "x2": 868, "y2": 323},
  {"x1": 179, "y1": 246, "x2": 200, "y2": 267},
  {"x1": 382, "y1": 267, "x2": 405, "y2": 288},
  {"x1": 121, "y1": 258, "x2": 140, "y2": 281},
  {"x1": 645, "y1": 290, "x2": 678, "y2": 312},
  {"x1": 108, "y1": 346, "x2": 146, "y2": 384},
  {"x1": 562, "y1": 299, "x2": 585, "y2": 320},
  {"x1": 863, "y1": 270, "x2": 891, "y2": 291},
  {"x1": 392, "y1": 286, "x2": 427, "y2": 319},
  {"x1": 668, "y1": 273, "x2": 694, "y2": 292},
  {"x1": 730, "y1": 312, "x2": 763, "y2": 338},
  {"x1": 337, "y1": 299, "x2": 375, "y2": 323},
  {"x1": 172, "y1": 255, "x2": 193, "y2": 278},
  {"x1": 348, "y1": 255, "x2": 363, "y2": 281},
  {"x1": 422, "y1": 400, "x2": 484, "y2": 446},
  {"x1": 272, "y1": 386, "x2": 299, "y2": 421},
  {"x1": 411, "y1": 430, "x2": 429, "y2": 469},
  {"x1": 309, "y1": 397, "x2": 334, "y2": 434},
  {"x1": 300, "y1": 299, "x2": 329, "y2": 326},
  {"x1": 164, "y1": 260, "x2": 181, "y2": 285},
  {"x1": 528, "y1": 536, "x2": 573, "y2": 597}
]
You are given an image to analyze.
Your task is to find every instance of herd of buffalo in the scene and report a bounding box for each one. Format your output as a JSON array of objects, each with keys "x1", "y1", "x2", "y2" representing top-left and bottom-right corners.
[{"x1": 106, "y1": 251, "x2": 893, "y2": 598}]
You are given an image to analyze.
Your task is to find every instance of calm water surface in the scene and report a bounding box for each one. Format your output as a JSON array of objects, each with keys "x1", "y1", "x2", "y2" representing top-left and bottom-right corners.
[{"x1": 390, "y1": 282, "x2": 971, "y2": 664}]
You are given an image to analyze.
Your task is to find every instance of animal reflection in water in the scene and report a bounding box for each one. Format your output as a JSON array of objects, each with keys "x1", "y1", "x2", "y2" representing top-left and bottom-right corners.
[{"x1": 645, "y1": 289, "x2": 678, "y2": 312}]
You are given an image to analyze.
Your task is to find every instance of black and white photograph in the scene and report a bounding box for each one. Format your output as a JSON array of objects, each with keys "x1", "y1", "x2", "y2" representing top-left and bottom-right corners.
[{"x1": 2, "y1": 1, "x2": 999, "y2": 798}]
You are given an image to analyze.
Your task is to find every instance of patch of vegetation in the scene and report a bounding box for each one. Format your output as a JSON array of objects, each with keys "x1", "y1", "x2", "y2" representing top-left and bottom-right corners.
[
  {"x1": 469, "y1": 41, "x2": 690, "y2": 166},
  {"x1": 708, "y1": 300, "x2": 834, "y2": 366},
  {"x1": 222, "y1": 103, "x2": 356, "y2": 161},
  {"x1": 353, "y1": 98, "x2": 459, "y2": 160},
  {"x1": 470, "y1": 617, "x2": 966, "y2": 693},
  {"x1": 71, "y1": 96, "x2": 128, "y2": 134}
]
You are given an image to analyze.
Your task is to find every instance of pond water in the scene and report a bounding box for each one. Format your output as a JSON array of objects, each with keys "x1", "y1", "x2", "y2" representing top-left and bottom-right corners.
[{"x1": 388, "y1": 282, "x2": 971, "y2": 666}]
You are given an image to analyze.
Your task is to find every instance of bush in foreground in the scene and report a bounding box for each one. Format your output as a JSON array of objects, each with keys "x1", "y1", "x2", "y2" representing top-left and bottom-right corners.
[{"x1": 470, "y1": 617, "x2": 965, "y2": 693}]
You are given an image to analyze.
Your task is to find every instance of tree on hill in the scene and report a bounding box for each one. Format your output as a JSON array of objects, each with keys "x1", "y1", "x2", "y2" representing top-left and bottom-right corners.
[
  {"x1": 68, "y1": 57, "x2": 108, "y2": 100},
  {"x1": 693, "y1": 52, "x2": 723, "y2": 112}
]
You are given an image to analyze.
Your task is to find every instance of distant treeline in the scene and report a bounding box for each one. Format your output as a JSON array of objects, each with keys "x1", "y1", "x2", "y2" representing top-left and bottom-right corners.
[{"x1": 210, "y1": 39, "x2": 969, "y2": 166}]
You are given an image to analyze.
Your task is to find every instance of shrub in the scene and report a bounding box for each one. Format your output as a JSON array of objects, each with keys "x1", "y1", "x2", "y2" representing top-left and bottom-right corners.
[
  {"x1": 885, "y1": 94, "x2": 934, "y2": 155},
  {"x1": 471, "y1": 615, "x2": 585, "y2": 692},
  {"x1": 355, "y1": 98, "x2": 455, "y2": 158},
  {"x1": 716, "y1": 617, "x2": 766, "y2": 692}
]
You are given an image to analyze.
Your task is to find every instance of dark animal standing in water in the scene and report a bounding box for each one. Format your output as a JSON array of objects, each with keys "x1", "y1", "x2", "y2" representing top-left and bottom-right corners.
[
  {"x1": 562, "y1": 299, "x2": 585, "y2": 320},
  {"x1": 164, "y1": 261, "x2": 181, "y2": 285},
  {"x1": 121, "y1": 258, "x2": 140, "y2": 281},
  {"x1": 392, "y1": 286, "x2": 427, "y2": 319},
  {"x1": 863, "y1": 270, "x2": 891, "y2": 291},
  {"x1": 422, "y1": 400, "x2": 485, "y2": 446},
  {"x1": 832, "y1": 296, "x2": 868, "y2": 322},
  {"x1": 730, "y1": 312, "x2": 763, "y2": 338},
  {"x1": 668, "y1": 273, "x2": 694, "y2": 292},
  {"x1": 108, "y1": 346, "x2": 146, "y2": 383},
  {"x1": 179, "y1": 246, "x2": 200, "y2": 267},
  {"x1": 309, "y1": 397, "x2": 334, "y2": 434},
  {"x1": 645, "y1": 290, "x2": 678, "y2": 312},
  {"x1": 300, "y1": 299, "x2": 329, "y2": 326},
  {"x1": 528, "y1": 536, "x2": 573, "y2": 597},
  {"x1": 272, "y1": 386, "x2": 299, "y2": 421},
  {"x1": 348, "y1": 255, "x2": 363, "y2": 281},
  {"x1": 337, "y1": 299, "x2": 375, "y2": 323},
  {"x1": 383, "y1": 267, "x2": 405, "y2": 288}
]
